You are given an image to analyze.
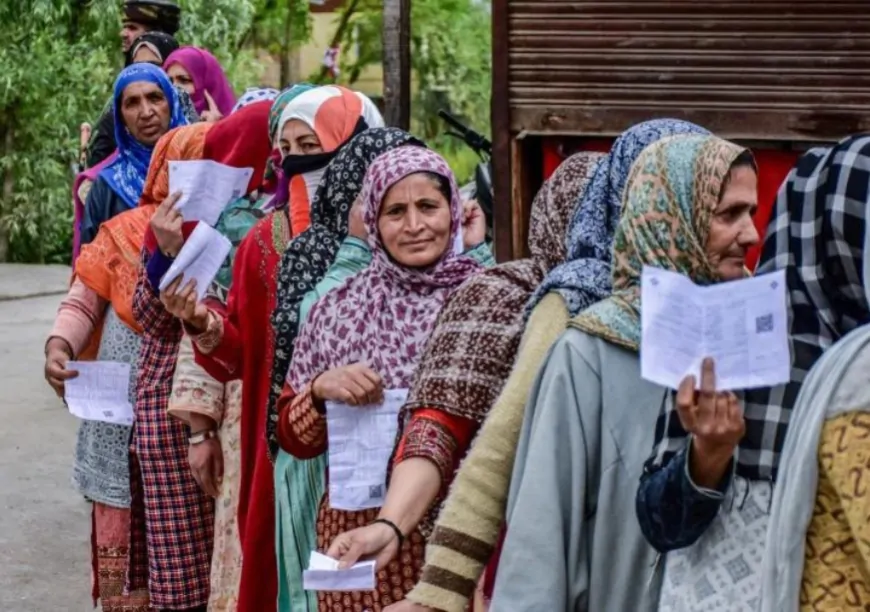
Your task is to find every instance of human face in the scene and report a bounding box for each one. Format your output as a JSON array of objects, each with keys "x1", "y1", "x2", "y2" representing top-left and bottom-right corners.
[
  {"x1": 131, "y1": 45, "x2": 161, "y2": 66},
  {"x1": 279, "y1": 120, "x2": 324, "y2": 158},
  {"x1": 119, "y1": 81, "x2": 171, "y2": 146},
  {"x1": 378, "y1": 173, "x2": 453, "y2": 268},
  {"x1": 166, "y1": 63, "x2": 195, "y2": 96},
  {"x1": 121, "y1": 21, "x2": 148, "y2": 53},
  {"x1": 705, "y1": 164, "x2": 760, "y2": 281}
]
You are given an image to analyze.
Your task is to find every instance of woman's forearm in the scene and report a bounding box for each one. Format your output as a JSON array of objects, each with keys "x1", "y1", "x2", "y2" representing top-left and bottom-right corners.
[{"x1": 379, "y1": 458, "x2": 442, "y2": 536}]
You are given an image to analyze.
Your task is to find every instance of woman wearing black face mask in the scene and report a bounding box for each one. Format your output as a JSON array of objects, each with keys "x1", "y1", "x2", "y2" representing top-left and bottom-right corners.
[{"x1": 274, "y1": 85, "x2": 385, "y2": 236}]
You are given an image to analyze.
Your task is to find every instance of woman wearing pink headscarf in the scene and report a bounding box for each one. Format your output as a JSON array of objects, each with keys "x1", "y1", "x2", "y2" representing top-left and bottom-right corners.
[
  {"x1": 277, "y1": 146, "x2": 487, "y2": 611},
  {"x1": 164, "y1": 46, "x2": 236, "y2": 121}
]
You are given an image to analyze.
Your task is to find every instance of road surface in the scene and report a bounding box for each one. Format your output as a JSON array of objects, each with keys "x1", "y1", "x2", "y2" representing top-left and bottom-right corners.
[{"x1": 0, "y1": 292, "x2": 91, "y2": 611}]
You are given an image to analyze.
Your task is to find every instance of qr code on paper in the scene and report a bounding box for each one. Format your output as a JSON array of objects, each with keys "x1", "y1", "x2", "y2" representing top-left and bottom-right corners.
[
  {"x1": 755, "y1": 314, "x2": 774, "y2": 334},
  {"x1": 368, "y1": 484, "x2": 383, "y2": 500}
]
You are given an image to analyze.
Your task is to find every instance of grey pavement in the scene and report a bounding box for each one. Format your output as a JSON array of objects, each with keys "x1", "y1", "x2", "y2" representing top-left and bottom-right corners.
[
  {"x1": 0, "y1": 290, "x2": 91, "y2": 610},
  {"x1": 0, "y1": 264, "x2": 72, "y2": 301}
]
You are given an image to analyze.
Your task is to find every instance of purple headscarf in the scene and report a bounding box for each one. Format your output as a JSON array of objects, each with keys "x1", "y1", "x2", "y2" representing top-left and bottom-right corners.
[{"x1": 164, "y1": 47, "x2": 236, "y2": 116}]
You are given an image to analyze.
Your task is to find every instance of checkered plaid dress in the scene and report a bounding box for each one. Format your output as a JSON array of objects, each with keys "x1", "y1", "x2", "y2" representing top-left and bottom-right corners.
[
  {"x1": 647, "y1": 135, "x2": 870, "y2": 482},
  {"x1": 128, "y1": 254, "x2": 214, "y2": 608}
]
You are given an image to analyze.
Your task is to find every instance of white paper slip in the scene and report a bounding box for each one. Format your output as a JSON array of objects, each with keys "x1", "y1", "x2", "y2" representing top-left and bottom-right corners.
[
  {"x1": 640, "y1": 266, "x2": 790, "y2": 391},
  {"x1": 326, "y1": 388, "x2": 409, "y2": 511},
  {"x1": 169, "y1": 160, "x2": 253, "y2": 226},
  {"x1": 64, "y1": 361, "x2": 134, "y2": 426},
  {"x1": 302, "y1": 551, "x2": 376, "y2": 591},
  {"x1": 158, "y1": 223, "x2": 232, "y2": 301}
]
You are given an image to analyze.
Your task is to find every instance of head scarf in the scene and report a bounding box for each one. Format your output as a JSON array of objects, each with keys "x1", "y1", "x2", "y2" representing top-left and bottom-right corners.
[
  {"x1": 75, "y1": 123, "x2": 210, "y2": 333},
  {"x1": 99, "y1": 63, "x2": 189, "y2": 208},
  {"x1": 163, "y1": 47, "x2": 236, "y2": 116},
  {"x1": 530, "y1": 119, "x2": 711, "y2": 317},
  {"x1": 571, "y1": 134, "x2": 745, "y2": 350},
  {"x1": 277, "y1": 86, "x2": 385, "y2": 234},
  {"x1": 287, "y1": 146, "x2": 482, "y2": 393},
  {"x1": 759, "y1": 135, "x2": 870, "y2": 612},
  {"x1": 261, "y1": 84, "x2": 318, "y2": 211},
  {"x1": 232, "y1": 87, "x2": 281, "y2": 114},
  {"x1": 737, "y1": 136, "x2": 870, "y2": 484},
  {"x1": 123, "y1": 0, "x2": 181, "y2": 35},
  {"x1": 124, "y1": 31, "x2": 179, "y2": 67},
  {"x1": 266, "y1": 127, "x2": 424, "y2": 459}
]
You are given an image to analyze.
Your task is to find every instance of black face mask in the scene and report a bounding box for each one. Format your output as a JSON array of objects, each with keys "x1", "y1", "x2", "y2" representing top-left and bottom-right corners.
[
  {"x1": 281, "y1": 150, "x2": 336, "y2": 179},
  {"x1": 280, "y1": 116, "x2": 371, "y2": 179}
]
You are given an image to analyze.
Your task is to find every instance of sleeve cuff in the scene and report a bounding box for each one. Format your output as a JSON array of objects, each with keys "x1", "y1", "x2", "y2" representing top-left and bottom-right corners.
[
  {"x1": 146, "y1": 250, "x2": 174, "y2": 291},
  {"x1": 682, "y1": 438, "x2": 733, "y2": 500}
]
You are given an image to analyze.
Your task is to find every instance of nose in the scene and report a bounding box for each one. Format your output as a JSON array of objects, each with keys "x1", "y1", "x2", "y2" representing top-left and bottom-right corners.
[
  {"x1": 404, "y1": 206, "x2": 425, "y2": 234},
  {"x1": 738, "y1": 216, "x2": 760, "y2": 247}
]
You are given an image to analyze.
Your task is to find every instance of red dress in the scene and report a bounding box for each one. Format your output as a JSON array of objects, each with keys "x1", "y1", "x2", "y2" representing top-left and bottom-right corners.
[{"x1": 192, "y1": 211, "x2": 292, "y2": 612}]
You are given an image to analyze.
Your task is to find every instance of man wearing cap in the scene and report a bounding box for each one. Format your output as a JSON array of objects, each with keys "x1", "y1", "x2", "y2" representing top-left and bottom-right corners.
[
  {"x1": 85, "y1": 0, "x2": 182, "y2": 168},
  {"x1": 121, "y1": 0, "x2": 181, "y2": 52}
]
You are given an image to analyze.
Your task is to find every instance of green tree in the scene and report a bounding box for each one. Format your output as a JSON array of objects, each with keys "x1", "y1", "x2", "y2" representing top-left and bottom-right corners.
[
  {"x1": 0, "y1": 0, "x2": 262, "y2": 263},
  {"x1": 326, "y1": 0, "x2": 492, "y2": 181}
]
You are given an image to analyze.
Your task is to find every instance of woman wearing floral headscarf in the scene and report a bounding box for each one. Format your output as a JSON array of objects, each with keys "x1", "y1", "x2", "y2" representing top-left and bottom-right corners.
[
  {"x1": 490, "y1": 134, "x2": 759, "y2": 611},
  {"x1": 276, "y1": 146, "x2": 486, "y2": 611}
]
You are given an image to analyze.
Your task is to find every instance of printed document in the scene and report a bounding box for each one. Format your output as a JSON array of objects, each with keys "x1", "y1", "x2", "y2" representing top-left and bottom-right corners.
[
  {"x1": 65, "y1": 361, "x2": 133, "y2": 426},
  {"x1": 158, "y1": 223, "x2": 232, "y2": 301},
  {"x1": 302, "y1": 551, "x2": 376, "y2": 591},
  {"x1": 326, "y1": 388, "x2": 410, "y2": 511},
  {"x1": 641, "y1": 266, "x2": 790, "y2": 391},
  {"x1": 169, "y1": 160, "x2": 253, "y2": 226}
]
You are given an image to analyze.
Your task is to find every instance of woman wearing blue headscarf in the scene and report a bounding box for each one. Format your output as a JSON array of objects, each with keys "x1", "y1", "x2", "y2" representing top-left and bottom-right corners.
[{"x1": 79, "y1": 63, "x2": 188, "y2": 246}]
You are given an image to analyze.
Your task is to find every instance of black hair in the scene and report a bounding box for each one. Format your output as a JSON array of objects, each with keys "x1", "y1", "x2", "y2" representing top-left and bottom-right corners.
[
  {"x1": 719, "y1": 150, "x2": 758, "y2": 201},
  {"x1": 419, "y1": 172, "x2": 452, "y2": 203}
]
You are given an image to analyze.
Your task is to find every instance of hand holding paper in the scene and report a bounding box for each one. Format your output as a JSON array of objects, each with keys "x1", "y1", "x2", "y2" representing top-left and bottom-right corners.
[{"x1": 158, "y1": 223, "x2": 232, "y2": 302}]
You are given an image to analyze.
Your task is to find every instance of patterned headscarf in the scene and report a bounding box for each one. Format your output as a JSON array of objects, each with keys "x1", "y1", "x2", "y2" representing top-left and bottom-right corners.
[
  {"x1": 232, "y1": 87, "x2": 280, "y2": 114},
  {"x1": 571, "y1": 134, "x2": 747, "y2": 350},
  {"x1": 123, "y1": 0, "x2": 181, "y2": 35},
  {"x1": 266, "y1": 127, "x2": 424, "y2": 459},
  {"x1": 737, "y1": 135, "x2": 870, "y2": 482},
  {"x1": 99, "y1": 63, "x2": 189, "y2": 207},
  {"x1": 287, "y1": 146, "x2": 482, "y2": 392},
  {"x1": 163, "y1": 47, "x2": 237, "y2": 116},
  {"x1": 530, "y1": 119, "x2": 710, "y2": 317},
  {"x1": 403, "y1": 152, "x2": 604, "y2": 425}
]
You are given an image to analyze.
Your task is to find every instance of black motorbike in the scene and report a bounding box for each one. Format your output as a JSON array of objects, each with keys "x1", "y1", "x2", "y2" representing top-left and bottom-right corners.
[{"x1": 438, "y1": 110, "x2": 494, "y2": 241}]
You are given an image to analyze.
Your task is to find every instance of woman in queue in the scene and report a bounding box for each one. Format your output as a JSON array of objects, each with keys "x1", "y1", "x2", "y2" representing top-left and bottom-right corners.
[
  {"x1": 163, "y1": 46, "x2": 236, "y2": 122},
  {"x1": 44, "y1": 122, "x2": 207, "y2": 612},
  {"x1": 491, "y1": 134, "x2": 759, "y2": 611},
  {"x1": 276, "y1": 146, "x2": 488, "y2": 611}
]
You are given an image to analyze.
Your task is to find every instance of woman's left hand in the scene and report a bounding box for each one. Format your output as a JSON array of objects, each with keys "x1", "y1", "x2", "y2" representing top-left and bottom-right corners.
[
  {"x1": 462, "y1": 199, "x2": 486, "y2": 250},
  {"x1": 160, "y1": 276, "x2": 210, "y2": 332},
  {"x1": 200, "y1": 90, "x2": 224, "y2": 123},
  {"x1": 326, "y1": 522, "x2": 401, "y2": 571}
]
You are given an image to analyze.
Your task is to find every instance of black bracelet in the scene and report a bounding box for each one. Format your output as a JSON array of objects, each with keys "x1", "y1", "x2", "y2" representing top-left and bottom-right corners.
[{"x1": 372, "y1": 518, "x2": 404, "y2": 549}]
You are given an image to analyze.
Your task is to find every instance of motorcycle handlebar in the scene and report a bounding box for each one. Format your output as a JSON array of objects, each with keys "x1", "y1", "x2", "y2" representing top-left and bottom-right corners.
[{"x1": 438, "y1": 109, "x2": 492, "y2": 157}]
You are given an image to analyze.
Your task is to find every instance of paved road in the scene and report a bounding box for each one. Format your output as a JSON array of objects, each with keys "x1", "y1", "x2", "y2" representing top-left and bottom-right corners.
[{"x1": 0, "y1": 294, "x2": 91, "y2": 611}]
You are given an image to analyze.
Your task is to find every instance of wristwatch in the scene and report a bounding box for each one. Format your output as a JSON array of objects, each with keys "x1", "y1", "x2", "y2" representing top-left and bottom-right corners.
[{"x1": 189, "y1": 429, "x2": 218, "y2": 446}]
